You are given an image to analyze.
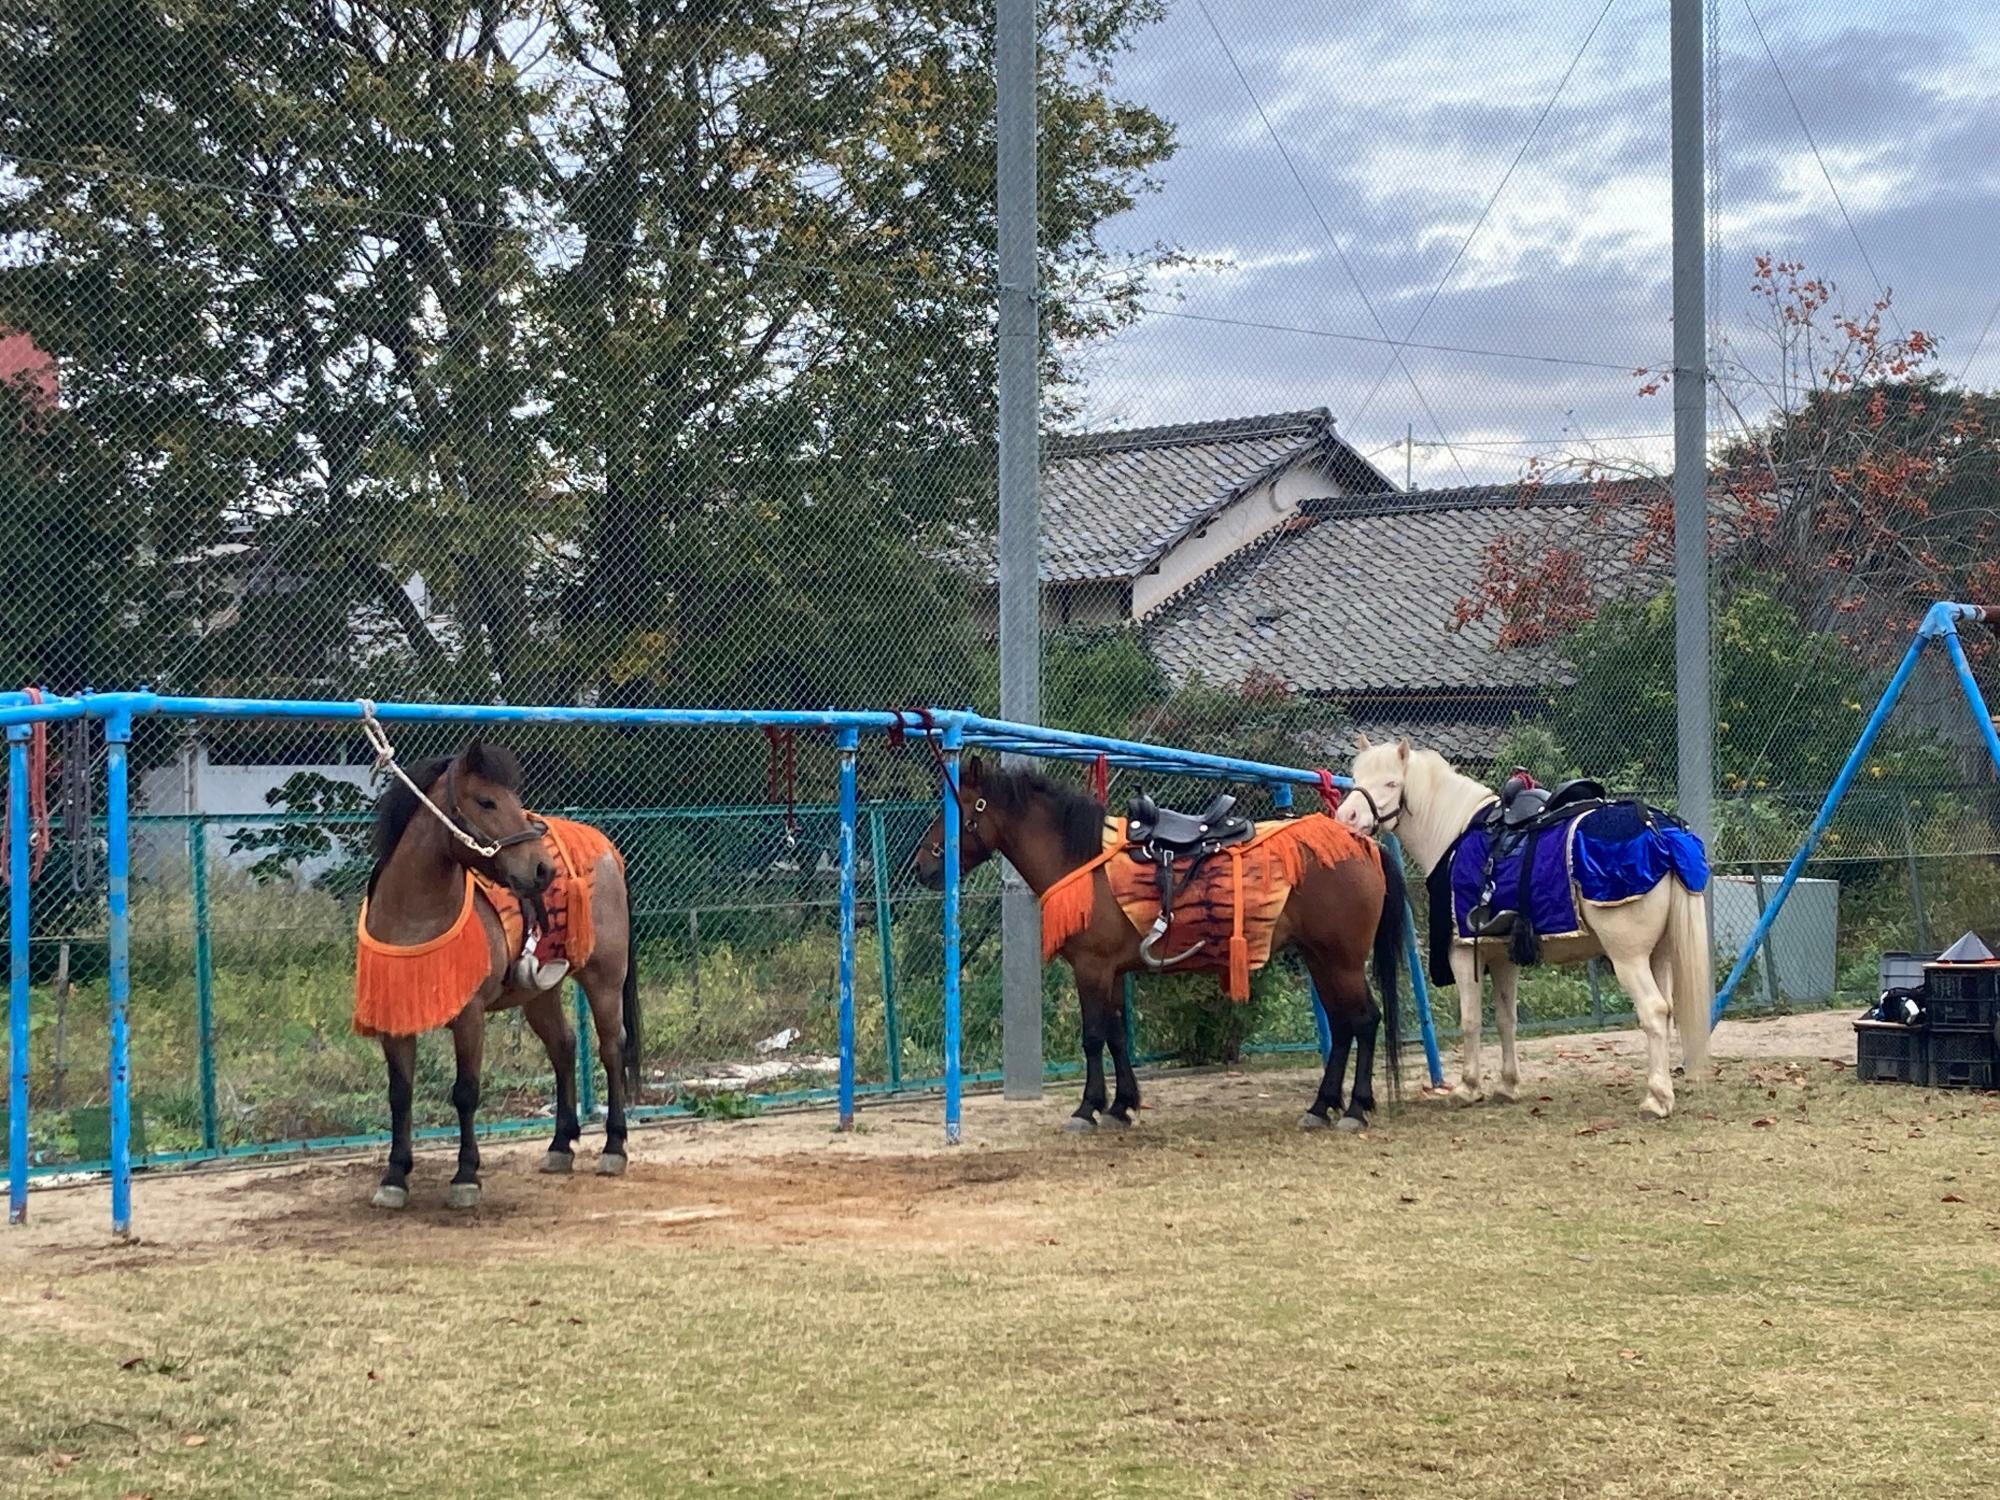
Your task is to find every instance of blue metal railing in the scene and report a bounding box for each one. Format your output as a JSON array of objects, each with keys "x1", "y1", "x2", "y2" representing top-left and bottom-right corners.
[{"x1": 5, "y1": 691, "x2": 1446, "y2": 1236}]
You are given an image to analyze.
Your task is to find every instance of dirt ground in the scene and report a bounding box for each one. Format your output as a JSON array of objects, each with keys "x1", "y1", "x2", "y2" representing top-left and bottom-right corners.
[{"x1": 2, "y1": 1010, "x2": 1860, "y2": 1267}]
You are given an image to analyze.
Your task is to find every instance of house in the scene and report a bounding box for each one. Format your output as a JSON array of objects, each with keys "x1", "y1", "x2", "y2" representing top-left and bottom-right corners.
[
  {"x1": 1142, "y1": 478, "x2": 1665, "y2": 765},
  {"x1": 967, "y1": 408, "x2": 1393, "y2": 630}
]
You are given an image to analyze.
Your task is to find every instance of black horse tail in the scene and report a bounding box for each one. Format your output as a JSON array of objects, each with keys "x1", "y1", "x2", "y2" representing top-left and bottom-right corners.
[
  {"x1": 621, "y1": 915, "x2": 643, "y2": 1095},
  {"x1": 1374, "y1": 846, "x2": 1407, "y2": 1102}
]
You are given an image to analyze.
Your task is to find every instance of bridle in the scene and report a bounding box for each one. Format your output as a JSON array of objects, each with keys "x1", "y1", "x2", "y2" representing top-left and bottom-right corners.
[
  {"x1": 1347, "y1": 782, "x2": 1405, "y2": 834},
  {"x1": 927, "y1": 794, "x2": 995, "y2": 867},
  {"x1": 359, "y1": 701, "x2": 546, "y2": 862}
]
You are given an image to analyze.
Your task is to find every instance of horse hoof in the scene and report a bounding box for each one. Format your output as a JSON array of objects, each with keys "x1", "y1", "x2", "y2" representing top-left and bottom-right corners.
[
  {"x1": 1336, "y1": 1115, "x2": 1366, "y2": 1134},
  {"x1": 1062, "y1": 1116, "x2": 1097, "y2": 1134},
  {"x1": 1491, "y1": 1086, "x2": 1519, "y2": 1105},
  {"x1": 371, "y1": 1185, "x2": 408, "y2": 1211},
  {"x1": 1099, "y1": 1113, "x2": 1133, "y2": 1131},
  {"x1": 597, "y1": 1153, "x2": 628, "y2": 1177},
  {"x1": 447, "y1": 1182, "x2": 481, "y2": 1211},
  {"x1": 1298, "y1": 1111, "x2": 1332, "y2": 1132},
  {"x1": 1448, "y1": 1086, "x2": 1484, "y2": 1109},
  {"x1": 1640, "y1": 1097, "x2": 1673, "y2": 1121},
  {"x1": 541, "y1": 1151, "x2": 574, "y2": 1175}
]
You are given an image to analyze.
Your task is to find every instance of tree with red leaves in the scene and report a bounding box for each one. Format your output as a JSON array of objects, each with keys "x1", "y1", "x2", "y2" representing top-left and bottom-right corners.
[{"x1": 1454, "y1": 257, "x2": 2000, "y2": 663}]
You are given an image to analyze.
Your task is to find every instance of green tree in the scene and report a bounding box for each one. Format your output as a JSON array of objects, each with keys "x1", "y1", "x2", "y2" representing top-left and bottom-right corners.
[{"x1": 0, "y1": 0, "x2": 1175, "y2": 714}]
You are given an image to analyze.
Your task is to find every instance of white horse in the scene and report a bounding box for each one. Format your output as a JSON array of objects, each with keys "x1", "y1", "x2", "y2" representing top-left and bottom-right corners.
[{"x1": 1337, "y1": 736, "x2": 1710, "y2": 1118}]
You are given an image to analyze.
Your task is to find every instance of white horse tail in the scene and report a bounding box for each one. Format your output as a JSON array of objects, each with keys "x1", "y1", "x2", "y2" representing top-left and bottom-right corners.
[{"x1": 1669, "y1": 880, "x2": 1713, "y2": 1079}]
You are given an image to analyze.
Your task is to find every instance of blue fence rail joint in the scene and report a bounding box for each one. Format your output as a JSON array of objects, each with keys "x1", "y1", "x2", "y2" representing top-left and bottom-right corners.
[
  {"x1": 1712, "y1": 602, "x2": 2000, "y2": 1024},
  {"x1": 9, "y1": 689, "x2": 1454, "y2": 1233}
]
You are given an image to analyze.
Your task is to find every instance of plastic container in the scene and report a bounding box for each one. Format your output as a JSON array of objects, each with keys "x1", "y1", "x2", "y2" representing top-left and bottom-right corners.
[
  {"x1": 1853, "y1": 1020, "x2": 1924, "y2": 1084},
  {"x1": 1879, "y1": 951, "x2": 1937, "y2": 995},
  {"x1": 1925, "y1": 1027, "x2": 1998, "y2": 1091}
]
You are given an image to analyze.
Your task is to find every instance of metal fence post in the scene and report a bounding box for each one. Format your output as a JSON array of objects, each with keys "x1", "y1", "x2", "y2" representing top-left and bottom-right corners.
[
  {"x1": 995, "y1": 0, "x2": 1043, "y2": 1103},
  {"x1": 836, "y1": 728, "x2": 858, "y2": 1129},
  {"x1": 1671, "y1": 0, "x2": 1713, "y2": 859},
  {"x1": 574, "y1": 983, "x2": 596, "y2": 1121},
  {"x1": 7, "y1": 724, "x2": 31, "y2": 1224},
  {"x1": 869, "y1": 807, "x2": 901, "y2": 1091},
  {"x1": 1382, "y1": 833, "x2": 1444, "y2": 1089},
  {"x1": 1897, "y1": 789, "x2": 1932, "y2": 954},
  {"x1": 187, "y1": 817, "x2": 218, "y2": 1154},
  {"x1": 104, "y1": 707, "x2": 134, "y2": 1237},
  {"x1": 940, "y1": 722, "x2": 964, "y2": 1145}
]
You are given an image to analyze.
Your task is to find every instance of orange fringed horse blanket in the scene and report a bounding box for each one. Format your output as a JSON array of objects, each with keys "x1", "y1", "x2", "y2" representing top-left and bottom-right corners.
[
  {"x1": 1038, "y1": 815, "x2": 1380, "y2": 1001},
  {"x1": 353, "y1": 816, "x2": 621, "y2": 1038}
]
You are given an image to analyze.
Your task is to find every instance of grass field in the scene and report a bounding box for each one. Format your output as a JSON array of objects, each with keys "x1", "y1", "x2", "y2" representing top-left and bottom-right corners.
[{"x1": 4, "y1": 1013, "x2": 1998, "y2": 1499}]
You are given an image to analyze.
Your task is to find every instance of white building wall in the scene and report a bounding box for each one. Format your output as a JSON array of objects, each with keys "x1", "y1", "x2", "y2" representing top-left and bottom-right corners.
[{"x1": 1131, "y1": 464, "x2": 1348, "y2": 619}]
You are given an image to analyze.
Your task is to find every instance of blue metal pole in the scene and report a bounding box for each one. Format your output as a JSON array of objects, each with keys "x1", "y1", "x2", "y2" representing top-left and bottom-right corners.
[
  {"x1": 940, "y1": 723, "x2": 963, "y2": 1145},
  {"x1": 836, "y1": 728, "x2": 859, "y2": 1130},
  {"x1": 1382, "y1": 833, "x2": 1444, "y2": 1088},
  {"x1": 1270, "y1": 782, "x2": 1329, "y2": 1059},
  {"x1": 869, "y1": 807, "x2": 901, "y2": 1092},
  {"x1": 105, "y1": 709, "x2": 134, "y2": 1236},
  {"x1": 187, "y1": 817, "x2": 218, "y2": 1153},
  {"x1": 1938, "y1": 626, "x2": 2000, "y2": 779},
  {"x1": 950, "y1": 711, "x2": 1342, "y2": 791},
  {"x1": 1712, "y1": 626, "x2": 1932, "y2": 1022},
  {"x1": 7, "y1": 726, "x2": 30, "y2": 1224}
]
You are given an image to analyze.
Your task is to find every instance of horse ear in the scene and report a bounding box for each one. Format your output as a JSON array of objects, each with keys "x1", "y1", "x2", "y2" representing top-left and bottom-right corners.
[
  {"x1": 463, "y1": 738, "x2": 487, "y2": 775},
  {"x1": 963, "y1": 753, "x2": 983, "y2": 786},
  {"x1": 1395, "y1": 737, "x2": 1411, "y2": 763},
  {"x1": 1353, "y1": 731, "x2": 1372, "y2": 751}
]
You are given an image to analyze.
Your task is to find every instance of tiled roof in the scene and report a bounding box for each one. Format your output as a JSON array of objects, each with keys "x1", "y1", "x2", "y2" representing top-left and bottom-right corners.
[
  {"x1": 966, "y1": 408, "x2": 1392, "y2": 585},
  {"x1": 1144, "y1": 478, "x2": 1666, "y2": 695}
]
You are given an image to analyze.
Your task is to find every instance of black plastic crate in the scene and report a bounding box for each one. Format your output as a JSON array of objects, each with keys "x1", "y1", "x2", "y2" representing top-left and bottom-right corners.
[
  {"x1": 1854, "y1": 1020, "x2": 1924, "y2": 1084},
  {"x1": 1925, "y1": 1027, "x2": 1998, "y2": 1091},
  {"x1": 1922, "y1": 963, "x2": 2000, "y2": 1004},
  {"x1": 1926, "y1": 990, "x2": 2000, "y2": 1029}
]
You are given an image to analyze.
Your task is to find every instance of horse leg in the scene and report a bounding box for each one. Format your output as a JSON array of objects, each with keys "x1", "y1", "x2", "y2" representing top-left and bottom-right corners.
[
  {"x1": 584, "y1": 972, "x2": 629, "y2": 1175},
  {"x1": 372, "y1": 1034, "x2": 417, "y2": 1210},
  {"x1": 1298, "y1": 959, "x2": 1354, "y2": 1132},
  {"x1": 1102, "y1": 978, "x2": 1142, "y2": 1128},
  {"x1": 523, "y1": 990, "x2": 580, "y2": 1174},
  {"x1": 446, "y1": 1008, "x2": 485, "y2": 1209},
  {"x1": 1610, "y1": 950, "x2": 1676, "y2": 1119},
  {"x1": 1490, "y1": 959, "x2": 1521, "y2": 1104},
  {"x1": 1448, "y1": 943, "x2": 1486, "y2": 1105},
  {"x1": 1066, "y1": 971, "x2": 1115, "y2": 1132}
]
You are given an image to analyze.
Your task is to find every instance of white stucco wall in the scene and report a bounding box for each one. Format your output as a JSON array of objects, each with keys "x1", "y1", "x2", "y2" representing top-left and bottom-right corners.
[
  {"x1": 135, "y1": 744, "x2": 373, "y2": 883},
  {"x1": 1131, "y1": 463, "x2": 1348, "y2": 619}
]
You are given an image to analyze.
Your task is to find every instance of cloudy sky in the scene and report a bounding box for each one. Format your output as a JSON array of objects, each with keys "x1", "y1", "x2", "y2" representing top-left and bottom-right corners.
[{"x1": 1073, "y1": 0, "x2": 2000, "y2": 486}]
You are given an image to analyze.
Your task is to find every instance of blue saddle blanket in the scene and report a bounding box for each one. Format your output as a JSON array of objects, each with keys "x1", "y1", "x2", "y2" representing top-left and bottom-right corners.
[{"x1": 1449, "y1": 802, "x2": 1709, "y2": 942}]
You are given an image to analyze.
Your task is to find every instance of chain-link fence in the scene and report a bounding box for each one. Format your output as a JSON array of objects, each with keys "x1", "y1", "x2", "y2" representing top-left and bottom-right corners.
[{"x1": 3, "y1": 2, "x2": 1997, "y2": 1173}]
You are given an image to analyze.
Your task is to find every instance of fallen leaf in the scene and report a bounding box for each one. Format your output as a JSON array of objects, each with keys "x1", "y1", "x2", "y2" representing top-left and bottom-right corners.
[
  {"x1": 1942, "y1": 1194, "x2": 1967, "y2": 1204},
  {"x1": 1759, "y1": 1318, "x2": 1774, "y2": 1327},
  {"x1": 119, "y1": 1355, "x2": 144, "y2": 1371},
  {"x1": 1751, "y1": 1117, "x2": 1776, "y2": 1128},
  {"x1": 526, "y1": 1298, "x2": 541, "y2": 1308},
  {"x1": 367, "y1": 1370, "x2": 380, "y2": 1382},
  {"x1": 1399, "y1": 1193, "x2": 1418, "y2": 1204},
  {"x1": 1703, "y1": 1219, "x2": 1725, "y2": 1227},
  {"x1": 1577, "y1": 1118, "x2": 1616, "y2": 1136},
  {"x1": 1617, "y1": 1349, "x2": 1641, "y2": 1361},
  {"x1": 182, "y1": 1435, "x2": 208, "y2": 1448}
]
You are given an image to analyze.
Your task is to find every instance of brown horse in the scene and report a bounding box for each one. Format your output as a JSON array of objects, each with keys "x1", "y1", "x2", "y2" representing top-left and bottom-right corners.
[
  {"x1": 913, "y1": 757, "x2": 1403, "y2": 1132},
  {"x1": 356, "y1": 740, "x2": 639, "y2": 1209}
]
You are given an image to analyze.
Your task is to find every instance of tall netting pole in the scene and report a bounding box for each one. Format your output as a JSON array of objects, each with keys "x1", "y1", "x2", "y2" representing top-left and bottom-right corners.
[
  {"x1": 1672, "y1": 0, "x2": 1713, "y2": 856},
  {"x1": 996, "y1": 0, "x2": 1044, "y2": 1101}
]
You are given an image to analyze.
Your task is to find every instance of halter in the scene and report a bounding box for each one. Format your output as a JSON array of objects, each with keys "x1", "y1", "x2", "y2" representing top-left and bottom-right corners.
[
  {"x1": 1347, "y1": 782, "x2": 1404, "y2": 834},
  {"x1": 928, "y1": 795, "x2": 994, "y2": 866},
  {"x1": 358, "y1": 701, "x2": 547, "y2": 862}
]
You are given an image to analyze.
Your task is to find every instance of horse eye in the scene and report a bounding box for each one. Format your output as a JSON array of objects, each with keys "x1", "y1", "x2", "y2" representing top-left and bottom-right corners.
[{"x1": 478, "y1": 797, "x2": 498, "y2": 811}]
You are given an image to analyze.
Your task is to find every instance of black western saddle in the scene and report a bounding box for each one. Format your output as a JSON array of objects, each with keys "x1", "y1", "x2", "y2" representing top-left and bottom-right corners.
[
  {"x1": 1463, "y1": 768, "x2": 1607, "y2": 938},
  {"x1": 1124, "y1": 791, "x2": 1255, "y2": 968}
]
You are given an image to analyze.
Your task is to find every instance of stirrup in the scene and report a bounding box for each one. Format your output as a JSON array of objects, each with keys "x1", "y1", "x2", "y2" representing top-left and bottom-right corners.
[
  {"x1": 1466, "y1": 906, "x2": 1516, "y2": 939},
  {"x1": 515, "y1": 956, "x2": 571, "y2": 992},
  {"x1": 1138, "y1": 913, "x2": 1203, "y2": 970}
]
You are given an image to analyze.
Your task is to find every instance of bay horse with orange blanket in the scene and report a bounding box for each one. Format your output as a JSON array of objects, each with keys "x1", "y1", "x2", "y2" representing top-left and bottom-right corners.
[
  {"x1": 914, "y1": 757, "x2": 1403, "y2": 1133},
  {"x1": 354, "y1": 740, "x2": 638, "y2": 1209}
]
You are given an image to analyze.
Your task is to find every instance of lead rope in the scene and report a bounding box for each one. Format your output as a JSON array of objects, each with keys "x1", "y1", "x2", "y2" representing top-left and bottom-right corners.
[{"x1": 355, "y1": 700, "x2": 505, "y2": 860}]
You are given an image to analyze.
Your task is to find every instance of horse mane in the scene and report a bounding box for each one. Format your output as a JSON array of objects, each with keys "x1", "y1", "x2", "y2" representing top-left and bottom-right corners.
[
  {"x1": 369, "y1": 741, "x2": 522, "y2": 861},
  {"x1": 978, "y1": 765, "x2": 1107, "y2": 863}
]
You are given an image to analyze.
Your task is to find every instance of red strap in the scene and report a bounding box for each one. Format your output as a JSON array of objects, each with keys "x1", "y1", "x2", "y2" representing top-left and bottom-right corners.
[
  {"x1": 891, "y1": 708, "x2": 959, "y2": 797},
  {"x1": 1313, "y1": 769, "x2": 1342, "y2": 817},
  {"x1": 1089, "y1": 753, "x2": 1109, "y2": 805}
]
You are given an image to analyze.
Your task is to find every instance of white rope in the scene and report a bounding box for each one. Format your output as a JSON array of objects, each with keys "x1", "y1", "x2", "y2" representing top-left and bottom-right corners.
[{"x1": 356, "y1": 700, "x2": 505, "y2": 860}]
